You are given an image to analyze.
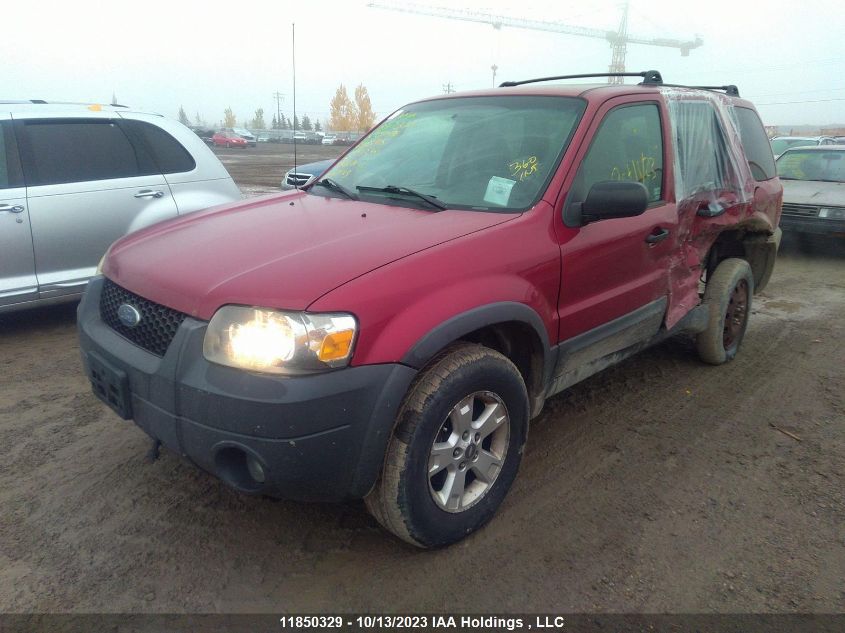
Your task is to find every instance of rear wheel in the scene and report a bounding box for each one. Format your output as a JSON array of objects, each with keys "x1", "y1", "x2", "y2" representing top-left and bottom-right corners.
[
  {"x1": 696, "y1": 258, "x2": 754, "y2": 365},
  {"x1": 365, "y1": 343, "x2": 528, "y2": 548}
]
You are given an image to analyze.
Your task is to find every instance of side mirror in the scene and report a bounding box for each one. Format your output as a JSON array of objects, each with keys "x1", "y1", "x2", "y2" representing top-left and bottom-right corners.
[{"x1": 580, "y1": 181, "x2": 649, "y2": 224}]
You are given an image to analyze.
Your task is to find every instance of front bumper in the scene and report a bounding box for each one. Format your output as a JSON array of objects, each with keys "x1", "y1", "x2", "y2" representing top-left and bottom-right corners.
[
  {"x1": 77, "y1": 277, "x2": 416, "y2": 501},
  {"x1": 780, "y1": 215, "x2": 845, "y2": 235}
]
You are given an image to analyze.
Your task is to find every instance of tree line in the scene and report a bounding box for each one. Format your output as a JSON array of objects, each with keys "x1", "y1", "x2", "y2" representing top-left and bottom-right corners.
[{"x1": 177, "y1": 82, "x2": 376, "y2": 133}]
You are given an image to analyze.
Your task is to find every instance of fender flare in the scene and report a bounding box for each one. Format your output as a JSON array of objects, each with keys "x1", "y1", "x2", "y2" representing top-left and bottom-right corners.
[{"x1": 400, "y1": 301, "x2": 556, "y2": 391}]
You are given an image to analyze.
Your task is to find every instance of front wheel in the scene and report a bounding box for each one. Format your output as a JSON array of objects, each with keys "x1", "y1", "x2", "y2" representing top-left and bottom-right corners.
[
  {"x1": 696, "y1": 258, "x2": 754, "y2": 365},
  {"x1": 365, "y1": 343, "x2": 528, "y2": 548}
]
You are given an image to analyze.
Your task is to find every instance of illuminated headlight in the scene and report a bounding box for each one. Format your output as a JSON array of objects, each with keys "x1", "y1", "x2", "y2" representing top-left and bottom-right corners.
[
  {"x1": 818, "y1": 207, "x2": 845, "y2": 219},
  {"x1": 203, "y1": 306, "x2": 357, "y2": 374}
]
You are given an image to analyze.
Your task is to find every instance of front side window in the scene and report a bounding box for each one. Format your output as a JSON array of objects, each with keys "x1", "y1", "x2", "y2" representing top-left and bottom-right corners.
[
  {"x1": 568, "y1": 102, "x2": 664, "y2": 212},
  {"x1": 317, "y1": 96, "x2": 586, "y2": 212},
  {"x1": 777, "y1": 149, "x2": 845, "y2": 183},
  {"x1": 0, "y1": 122, "x2": 12, "y2": 189},
  {"x1": 20, "y1": 120, "x2": 154, "y2": 186}
]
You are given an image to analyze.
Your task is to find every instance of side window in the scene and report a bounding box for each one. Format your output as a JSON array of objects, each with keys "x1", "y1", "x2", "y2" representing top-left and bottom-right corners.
[
  {"x1": 19, "y1": 119, "x2": 155, "y2": 186},
  {"x1": 0, "y1": 122, "x2": 24, "y2": 189},
  {"x1": 734, "y1": 107, "x2": 777, "y2": 180},
  {"x1": 671, "y1": 101, "x2": 735, "y2": 199},
  {"x1": 121, "y1": 120, "x2": 196, "y2": 174},
  {"x1": 573, "y1": 103, "x2": 664, "y2": 206}
]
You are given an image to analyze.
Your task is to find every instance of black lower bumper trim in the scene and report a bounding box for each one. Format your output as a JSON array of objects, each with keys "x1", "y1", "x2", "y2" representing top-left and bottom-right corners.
[{"x1": 78, "y1": 276, "x2": 417, "y2": 501}]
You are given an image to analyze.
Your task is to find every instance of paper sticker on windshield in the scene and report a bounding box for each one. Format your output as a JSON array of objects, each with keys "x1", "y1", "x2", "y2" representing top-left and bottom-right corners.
[{"x1": 483, "y1": 176, "x2": 516, "y2": 206}]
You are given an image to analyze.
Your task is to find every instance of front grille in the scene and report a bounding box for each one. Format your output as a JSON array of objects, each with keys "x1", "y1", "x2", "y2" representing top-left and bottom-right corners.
[
  {"x1": 781, "y1": 203, "x2": 820, "y2": 217},
  {"x1": 100, "y1": 279, "x2": 188, "y2": 357},
  {"x1": 285, "y1": 172, "x2": 313, "y2": 187}
]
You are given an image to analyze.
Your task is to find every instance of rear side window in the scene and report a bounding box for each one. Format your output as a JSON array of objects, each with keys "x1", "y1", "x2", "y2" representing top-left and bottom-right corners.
[
  {"x1": 121, "y1": 120, "x2": 196, "y2": 174},
  {"x1": 20, "y1": 120, "x2": 155, "y2": 186},
  {"x1": 670, "y1": 101, "x2": 734, "y2": 199},
  {"x1": 734, "y1": 107, "x2": 776, "y2": 180}
]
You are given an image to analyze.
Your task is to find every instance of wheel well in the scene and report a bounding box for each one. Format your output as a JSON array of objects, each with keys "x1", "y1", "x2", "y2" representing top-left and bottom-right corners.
[
  {"x1": 459, "y1": 321, "x2": 546, "y2": 418},
  {"x1": 704, "y1": 230, "x2": 747, "y2": 280},
  {"x1": 704, "y1": 228, "x2": 778, "y2": 293}
]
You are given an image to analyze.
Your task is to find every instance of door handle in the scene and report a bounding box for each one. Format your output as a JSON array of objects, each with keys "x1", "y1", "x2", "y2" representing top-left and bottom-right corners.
[
  {"x1": 645, "y1": 227, "x2": 670, "y2": 244},
  {"x1": 0, "y1": 203, "x2": 25, "y2": 214},
  {"x1": 134, "y1": 190, "x2": 164, "y2": 199}
]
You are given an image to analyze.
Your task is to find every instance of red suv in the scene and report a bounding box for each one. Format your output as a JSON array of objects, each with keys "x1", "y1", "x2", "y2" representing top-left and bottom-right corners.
[{"x1": 78, "y1": 71, "x2": 782, "y2": 548}]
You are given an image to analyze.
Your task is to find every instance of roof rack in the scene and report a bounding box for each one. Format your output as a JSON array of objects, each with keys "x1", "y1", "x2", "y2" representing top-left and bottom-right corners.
[
  {"x1": 499, "y1": 70, "x2": 664, "y2": 88},
  {"x1": 689, "y1": 84, "x2": 740, "y2": 97},
  {"x1": 498, "y1": 72, "x2": 741, "y2": 97},
  {"x1": 0, "y1": 99, "x2": 129, "y2": 107}
]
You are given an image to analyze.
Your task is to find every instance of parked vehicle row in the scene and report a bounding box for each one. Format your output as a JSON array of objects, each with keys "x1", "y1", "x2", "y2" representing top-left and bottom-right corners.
[
  {"x1": 0, "y1": 102, "x2": 241, "y2": 313},
  {"x1": 79, "y1": 71, "x2": 784, "y2": 547},
  {"x1": 770, "y1": 135, "x2": 839, "y2": 159}
]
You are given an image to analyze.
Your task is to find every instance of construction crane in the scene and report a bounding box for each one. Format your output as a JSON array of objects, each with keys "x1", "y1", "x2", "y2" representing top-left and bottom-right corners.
[{"x1": 367, "y1": 2, "x2": 702, "y2": 85}]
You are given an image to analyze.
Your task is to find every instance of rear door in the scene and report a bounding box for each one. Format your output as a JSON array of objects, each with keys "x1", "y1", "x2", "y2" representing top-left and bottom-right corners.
[
  {"x1": 13, "y1": 113, "x2": 179, "y2": 299},
  {"x1": 0, "y1": 114, "x2": 37, "y2": 308}
]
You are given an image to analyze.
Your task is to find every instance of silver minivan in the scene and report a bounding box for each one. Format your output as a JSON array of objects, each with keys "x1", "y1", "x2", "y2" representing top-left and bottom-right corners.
[{"x1": 0, "y1": 101, "x2": 241, "y2": 313}]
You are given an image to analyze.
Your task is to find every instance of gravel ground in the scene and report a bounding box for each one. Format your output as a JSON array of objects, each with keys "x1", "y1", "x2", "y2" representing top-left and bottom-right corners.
[{"x1": 0, "y1": 145, "x2": 843, "y2": 614}]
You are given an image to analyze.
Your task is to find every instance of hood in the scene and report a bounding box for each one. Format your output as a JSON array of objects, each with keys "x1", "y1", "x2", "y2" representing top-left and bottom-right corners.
[
  {"x1": 782, "y1": 179, "x2": 845, "y2": 207},
  {"x1": 104, "y1": 191, "x2": 515, "y2": 320}
]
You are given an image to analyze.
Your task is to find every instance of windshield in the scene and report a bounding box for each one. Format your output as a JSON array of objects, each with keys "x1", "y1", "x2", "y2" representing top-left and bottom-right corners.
[
  {"x1": 771, "y1": 138, "x2": 817, "y2": 155},
  {"x1": 316, "y1": 96, "x2": 585, "y2": 212},
  {"x1": 232, "y1": 127, "x2": 252, "y2": 137},
  {"x1": 777, "y1": 149, "x2": 845, "y2": 182}
]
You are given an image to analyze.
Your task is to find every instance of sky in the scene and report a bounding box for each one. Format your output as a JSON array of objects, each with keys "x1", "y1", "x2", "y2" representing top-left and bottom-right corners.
[{"x1": 4, "y1": 0, "x2": 844, "y2": 128}]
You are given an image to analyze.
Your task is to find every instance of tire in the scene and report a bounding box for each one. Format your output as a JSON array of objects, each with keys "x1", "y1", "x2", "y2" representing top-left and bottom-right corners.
[
  {"x1": 696, "y1": 258, "x2": 754, "y2": 365},
  {"x1": 365, "y1": 343, "x2": 529, "y2": 548}
]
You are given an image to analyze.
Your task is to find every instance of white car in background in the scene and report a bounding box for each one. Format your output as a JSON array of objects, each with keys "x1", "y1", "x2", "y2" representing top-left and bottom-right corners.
[
  {"x1": 0, "y1": 101, "x2": 241, "y2": 313},
  {"x1": 770, "y1": 135, "x2": 837, "y2": 159}
]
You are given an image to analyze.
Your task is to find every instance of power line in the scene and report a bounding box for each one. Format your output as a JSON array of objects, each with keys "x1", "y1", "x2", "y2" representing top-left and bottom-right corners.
[{"x1": 756, "y1": 97, "x2": 845, "y2": 106}]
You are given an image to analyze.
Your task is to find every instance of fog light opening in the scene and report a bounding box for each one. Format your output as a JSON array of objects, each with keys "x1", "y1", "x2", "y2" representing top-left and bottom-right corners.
[
  {"x1": 214, "y1": 446, "x2": 267, "y2": 491},
  {"x1": 246, "y1": 454, "x2": 266, "y2": 484}
]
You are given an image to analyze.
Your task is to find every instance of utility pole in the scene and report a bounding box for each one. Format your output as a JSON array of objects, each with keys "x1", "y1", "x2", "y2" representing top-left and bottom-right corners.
[
  {"x1": 442, "y1": 81, "x2": 455, "y2": 94},
  {"x1": 272, "y1": 91, "x2": 285, "y2": 128}
]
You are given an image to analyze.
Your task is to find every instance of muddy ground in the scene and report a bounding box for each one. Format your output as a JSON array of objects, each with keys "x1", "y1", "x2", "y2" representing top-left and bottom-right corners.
[{"x1": 0, "y1": 146, "x2": 843, "y2": 613}]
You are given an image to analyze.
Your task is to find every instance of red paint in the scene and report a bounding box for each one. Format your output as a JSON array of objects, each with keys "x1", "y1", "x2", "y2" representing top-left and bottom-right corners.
[
  {"x1": 103, "y1": 84, "x2": 782, "y2": 366},
  {"x1": 212, "y1": 132, "x2": 247, "y2": 147}
]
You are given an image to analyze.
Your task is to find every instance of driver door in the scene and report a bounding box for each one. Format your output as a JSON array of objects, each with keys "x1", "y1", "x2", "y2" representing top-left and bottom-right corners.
[{"x1": 555, "y1": 98, "x2": 678, "y2": 343}]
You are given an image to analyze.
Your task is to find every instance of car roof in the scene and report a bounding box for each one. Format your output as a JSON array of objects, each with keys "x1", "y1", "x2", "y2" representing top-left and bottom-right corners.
[
  {"x1": 410, "y1": 82, "x2": 753, "y2": 108},
  {"x1": 771, "y1": 136, "x2": 829, "y2": 141},
  {"x1": 779, "y1": 144, "x2": 845, "y2": 152},
  {"x1": 1, "y1": 100, "x2": 163, "y2": 116}
]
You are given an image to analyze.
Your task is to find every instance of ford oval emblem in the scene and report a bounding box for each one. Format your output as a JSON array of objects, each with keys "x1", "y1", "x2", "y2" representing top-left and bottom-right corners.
[{"x1": 117, "y1": 303, "x2": 142, "y2": 328}]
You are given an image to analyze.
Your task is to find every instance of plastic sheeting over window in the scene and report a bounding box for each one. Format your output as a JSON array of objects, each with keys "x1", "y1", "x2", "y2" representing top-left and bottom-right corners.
[{"x1": 662, "y1": 89, "x2": 754, "y2": 212}]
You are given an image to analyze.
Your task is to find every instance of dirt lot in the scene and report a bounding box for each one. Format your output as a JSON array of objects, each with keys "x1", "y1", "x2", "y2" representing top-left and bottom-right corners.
[
  {"x1": 210, "y1": 143, "x2": 345, "y2": 195},
  {"x1": 0, "y1": 146, "x2": 843, "y2": 614}
]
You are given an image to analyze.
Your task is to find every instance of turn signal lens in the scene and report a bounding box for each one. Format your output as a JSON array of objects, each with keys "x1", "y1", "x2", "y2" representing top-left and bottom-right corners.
[{"x1": 318, "y1": 329, "x2": 355, "y2": 362}]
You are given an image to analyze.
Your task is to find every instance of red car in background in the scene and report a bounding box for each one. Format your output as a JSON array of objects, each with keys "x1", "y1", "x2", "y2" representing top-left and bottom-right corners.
[{"x1": 212, "y1": 131, "x2": 248, "y2": 148}]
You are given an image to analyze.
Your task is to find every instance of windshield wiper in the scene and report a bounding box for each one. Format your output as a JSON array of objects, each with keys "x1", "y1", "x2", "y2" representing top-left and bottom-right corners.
[
  {"x1": 313, "y1": 178, "x2": 358, "y2": 200},
  {"x1": 357, "y1": 185, "x2": 447, "y2": 211}
]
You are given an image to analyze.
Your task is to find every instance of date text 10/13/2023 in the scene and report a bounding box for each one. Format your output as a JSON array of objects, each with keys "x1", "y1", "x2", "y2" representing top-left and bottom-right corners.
[{"x1": 278, "y1": 615, "x2": 570, "y2": 630}]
